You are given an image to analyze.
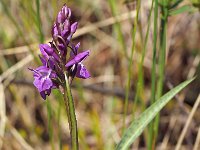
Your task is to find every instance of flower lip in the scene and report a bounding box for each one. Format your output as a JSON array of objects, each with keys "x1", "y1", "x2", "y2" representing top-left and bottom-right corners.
[
  {"x1": 76, "y1": 63, "x2": 91, "y2": 79},
  {"x1": 29, "y1": 66, "x2": 58, "y2": 100}
]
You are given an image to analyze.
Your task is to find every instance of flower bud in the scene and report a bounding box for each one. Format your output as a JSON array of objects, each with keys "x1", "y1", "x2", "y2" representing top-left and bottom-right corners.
[
  {"x1": 71, "y1": 22, "x2": 78, "y2": 34},
  {"x1": 52, "y1": 23, "x2": 59, "y2": 38}
]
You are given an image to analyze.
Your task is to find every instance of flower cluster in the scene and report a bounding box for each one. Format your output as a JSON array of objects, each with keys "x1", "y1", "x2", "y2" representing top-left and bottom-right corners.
[{"x1": 29, "y1": 5, "x2": 90, "y2": 100}]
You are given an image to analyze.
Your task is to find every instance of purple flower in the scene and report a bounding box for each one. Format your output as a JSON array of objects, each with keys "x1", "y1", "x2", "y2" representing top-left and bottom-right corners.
[
  {"x1": 29, "y1": 66, "x2": 57, "y2": 100},
  {"x1": 66, "y1": 43, "x2": 90, "y2": 79},
  {"x1": 40, "y1": 44, "x2": 59, "y2": 61},
  {"x1": 39, "y1": 44, "x2": 60, "y2": 71},
  {"x1": 57, "y1": 4, "x2": 71, "y2": 24},
  {"x1": 29, "y1": 4, "x2": 90, "y2": 100},
  {"x1": 40, "y1": 44, "x2": 59, "y2": 60},
  {"x1": 52, "y1": 5, "x2": 78, "y2": 44}
]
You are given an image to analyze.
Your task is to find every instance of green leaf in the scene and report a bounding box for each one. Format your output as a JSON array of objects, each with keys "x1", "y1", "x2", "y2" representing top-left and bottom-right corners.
[
  {"x1": 116, "y1": 77, "x2": 195, "y2": 150},
  {"x1": 169, "y1": 5, "x2": 194, "y2": 16}
]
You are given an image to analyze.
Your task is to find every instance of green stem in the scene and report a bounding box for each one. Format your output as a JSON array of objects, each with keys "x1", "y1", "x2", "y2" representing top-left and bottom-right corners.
[
  {"x1": 47, "y1": 99, "x2": 55, "y2": 150},
  {"x1": 63, "y1": 73, "x2": 79, "y2": 150},
  {"x1": 123, "y1": 0, "x2": 141, "y2": 132},
  {"x1": 148, "y1": 0, "x2": 158, "y2": 149},
  {"x1": 157, "y1": 1, "x2": 168, "y2": 98},
  {"x1": 36, "y1": 0, "x2": 44, "y2": 43},
  {"x1": 132, "y1": 0, "x2": 154, "y2": 116},
  {"x1": 108, "y1": 0, "x2": 128, "y2": 59},
  {"x1": 57, "y1": 97, "x2": 63, "y2": 150},
  {"x1": 149, "y1": 0, "x2": 168, "y2": 149},
  {"x1": 154, "y1": 0, "x2": 168, "y2": 138}
]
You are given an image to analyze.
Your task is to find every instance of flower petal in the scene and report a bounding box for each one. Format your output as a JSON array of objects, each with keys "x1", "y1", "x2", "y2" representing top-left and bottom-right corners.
[
  {"x1": 39, "y1": 56, "x2": 47, "y2": 66},
  {"x1": 41, "y1": 77, "x2": 53, "y2": 91},
  {"x1": 39, "y1": 44, "x2": 51, "y2": 58},
  {"x1": 76, "y1": 63, "x2": 91, "y2": 79},
  {"x1": 40, "y1": 91, "x2": 47, "y2": 100},
  {"x1": 33, "y1": 77, "x2": 42, "y2": 91},
  {"x1": 57, "y1": 11, "x2": 63, "y2": 23},
  {"x1": 70, "y1": 42, "x2": 80, "y2": 56},
  {"x1": 35, "y1": 66, "x2": 50, "y2": 72},
  {"x1": 39, "y1": 89, "x2": 51, "y2": 100},
  {"x1": 71, "y1": 22, "x2": 78, "y2": 34},
  {"x1": 52, "y1": 23, "x2": 58, "y2": 38},
  {"x1": 40, "y1": 44, "x2": 60, "y2": 61},
  {"x1": 31, "y1": 66, "x2": 56, "y2": 92},
  {"x1": 66, "y1": 50, "x2": 90, "y2": 67}
]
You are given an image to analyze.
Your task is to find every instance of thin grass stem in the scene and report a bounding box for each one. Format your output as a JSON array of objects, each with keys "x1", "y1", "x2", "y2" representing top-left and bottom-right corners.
[
  {"x1": 149, "y1": 0, "x2": 169, "y2": 149},
  {"x1": 35, "y1": 0, "x2": 44, "y2": 43},
  {"x1": 154, "y1": 0, "x2": 168, "y2": 141},
  {"x1": 132, "y1": 0, "x2": 154, "y2": 116},
  {"x1": 57, "y1": 97, "x2": 63, "y2": 150},
  {"x1": 108, "y1": 0, "x2": 128, "y2": 58},
  {"x1": 46, "y1": 99, "x2": 55, "y2": 150},
  {"x1": 148, "y1": 0, "x2": 159, "y2": 149},
  {"x1": 123, "y1": 0, "x2": 141, "y2": 132}
]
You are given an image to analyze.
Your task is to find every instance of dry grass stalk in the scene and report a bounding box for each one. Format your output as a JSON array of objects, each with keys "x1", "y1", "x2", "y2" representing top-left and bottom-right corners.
[{"x1": 175, "y1": 94, "x2": 200, "y2": 150}]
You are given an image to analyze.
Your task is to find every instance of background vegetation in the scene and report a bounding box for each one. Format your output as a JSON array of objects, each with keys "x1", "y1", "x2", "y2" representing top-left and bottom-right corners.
[{"x1": 0, "y1": 0, "x2": 199, "y2": 149}]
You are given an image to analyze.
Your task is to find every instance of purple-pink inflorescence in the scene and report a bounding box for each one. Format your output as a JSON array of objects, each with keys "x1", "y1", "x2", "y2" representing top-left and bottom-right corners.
[{"x1": 29, "y1": 4, "x2": 90, "y2": 100}]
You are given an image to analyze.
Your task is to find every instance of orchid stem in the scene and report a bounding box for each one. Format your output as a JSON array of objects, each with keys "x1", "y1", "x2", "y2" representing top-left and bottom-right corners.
[{"x1": 63, "y1": 72, "x2": 79, "y2": 150}]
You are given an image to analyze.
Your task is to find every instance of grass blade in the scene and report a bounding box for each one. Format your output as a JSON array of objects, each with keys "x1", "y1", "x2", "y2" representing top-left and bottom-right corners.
[
  {"x1": 108, "y1": 0, "x2": 127, "y2": 58},
  {"x1": 116, "y1": 77, "x2": 195, "y2": 150},
  {"x1": 123, "y1": 0, "x2": 141, "y2": 132},
  {"x1": 35, "y1": 0, "x2": 44, "y2": 43},
  {"x1": 148, "y1": 0, "x2": 159, "y2": 148}
]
